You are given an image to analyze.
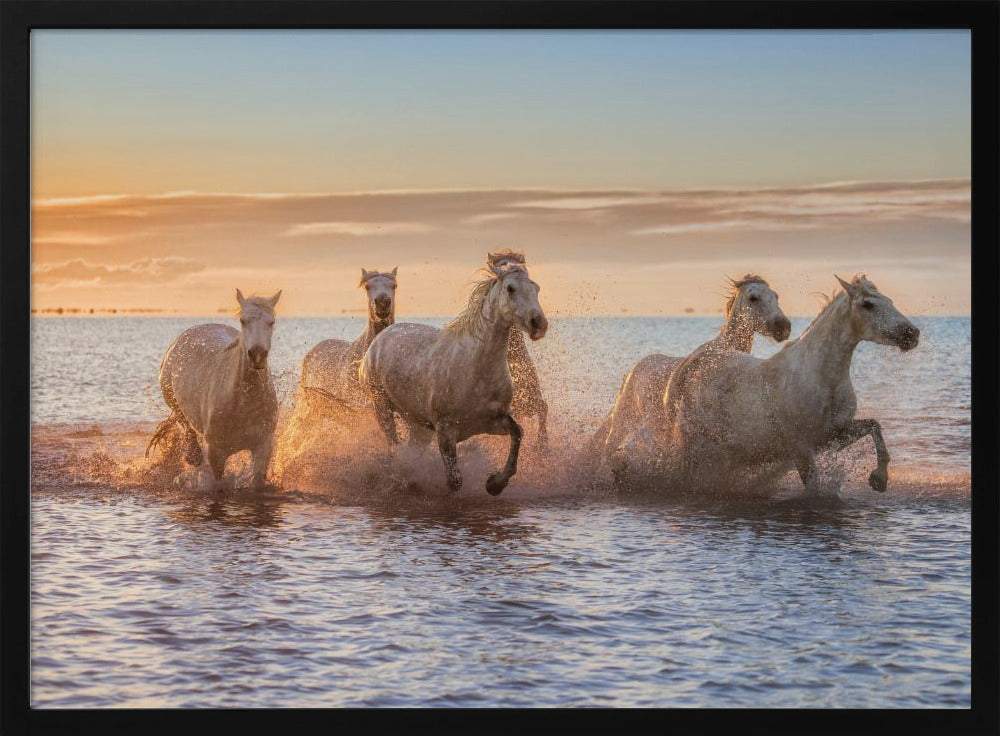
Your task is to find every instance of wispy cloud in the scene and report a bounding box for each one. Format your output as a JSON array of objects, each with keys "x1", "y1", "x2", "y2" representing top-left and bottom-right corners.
[
  {"x1": 282, "y1": 221, "x2": 434, "y2": 237},
  {"x1": 33, "y1": 257, "x2": 206, "y2": 287}
]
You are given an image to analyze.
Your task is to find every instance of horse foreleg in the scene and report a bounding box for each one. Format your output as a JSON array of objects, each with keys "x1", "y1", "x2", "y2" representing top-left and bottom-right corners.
[
  {"x1": 796, "y1": 453, "x2": 820, "y2": 493},
  {"x1": 486, "y1": 414, "x2": 522, "y2": 496},
  {"x1": 250, "y1": 436, "x2": 273, "y2": 491},
  {"x1": 536, "y1": 399, "x2": 550, "y2": 453},
  {"x1": 436, "y1": 429, "x2": 462, "y2": 493},
  {"x1": 828, "y1": 419, "x2": 891, "y2": 493},
  {"x1": 207, "y1": 445, "x2": 228, "y2": 483}
]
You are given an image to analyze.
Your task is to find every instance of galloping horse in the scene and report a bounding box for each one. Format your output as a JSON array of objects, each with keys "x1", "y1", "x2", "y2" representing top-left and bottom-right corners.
[
  {"x1": 360, "y1": 262, "x2": 547, "y2": 495},
  {"x1": 592, "y1": 275, "x2": 791, "y2": 469},
  {"x1": 646, "y1": 274, "x2": 919, "y2": 495},
  {"x1": 486, "y1": 250, "x2": 549, "y2": 451},
  {"x1": 147, "y1": 289, "x2": 281, "y2": 490},
  {"x1": 300, "y1": 267, "x2": 397, "y2": 409}
]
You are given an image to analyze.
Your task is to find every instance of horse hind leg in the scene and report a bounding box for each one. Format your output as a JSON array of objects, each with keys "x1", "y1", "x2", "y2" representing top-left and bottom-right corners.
[{"x1": 365, "y1": 381, "x2": 401, "y2": 446}]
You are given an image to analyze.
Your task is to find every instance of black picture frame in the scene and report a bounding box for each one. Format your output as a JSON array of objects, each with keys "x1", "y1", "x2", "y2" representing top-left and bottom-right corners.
[{"x1": 2, "y1": 2, "x2": 997, "y2": 733}]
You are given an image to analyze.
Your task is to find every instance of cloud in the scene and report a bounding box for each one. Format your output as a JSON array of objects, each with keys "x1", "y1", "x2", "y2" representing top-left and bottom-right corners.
[
  {"x1": 32, "y1": 233, "x2": 114, "y2": 246},
  {"x1": 33, "y1": 257, "x2": 206, "y2": 286},
  {"x1": 282, "y1": 221, "x2": 434, "y2": 237},
  {"x1": 633, "y1": 218, "x2": 821, "y2": 236}
]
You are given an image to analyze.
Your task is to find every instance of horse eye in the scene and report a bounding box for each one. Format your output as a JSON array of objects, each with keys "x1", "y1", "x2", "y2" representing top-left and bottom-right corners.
[
  {"x1": 748, "y1": 295, "x2": 759, "y2": 303},
  {"x1": 268, "y1": 321, "x2": 275, "y2": 327},
  {"x1": 862, "y1": 301, "x2": 875, "y2": 310},
  {"x1": 507, "y1": 285, "x2": 516, "y2": 294},
  {"x1": 240, "y1": 318, "x2": 248, "y2": 325}
]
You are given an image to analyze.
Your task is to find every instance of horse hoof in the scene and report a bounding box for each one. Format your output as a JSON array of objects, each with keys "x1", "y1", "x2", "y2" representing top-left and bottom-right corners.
[
  {"x1": 485, "y1": 472, "x2": 509, "y2": 496},
  {"x1": 868, "y1": 470, "x2": 887, "y2": 493}
]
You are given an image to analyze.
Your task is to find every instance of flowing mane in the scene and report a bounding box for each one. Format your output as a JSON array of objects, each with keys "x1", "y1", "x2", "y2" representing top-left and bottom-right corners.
[
  {"x1": 724, "y1": 274, "x2": 769, "y2": 317},
  {"x1": 487, "y1": 249, "x2": 527, "y2": 268},
  {"x1": 445, "y1": 266, "x2": 513, "y2": 338},
  {"x1": 792, "y1": 274, "x2": 878, "y2": 343}
]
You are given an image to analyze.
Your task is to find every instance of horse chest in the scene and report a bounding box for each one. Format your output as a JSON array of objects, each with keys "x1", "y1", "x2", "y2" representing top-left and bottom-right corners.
[{"x1": 206, "y1": 385, "x2": 277, "y2": 448}]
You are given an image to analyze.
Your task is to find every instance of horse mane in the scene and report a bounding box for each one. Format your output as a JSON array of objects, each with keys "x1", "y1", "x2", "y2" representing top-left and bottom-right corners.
[
  {"x1": 724, "y1": 274, "x2": 769, "y2": 317},
  {"x1": 234, "y1": 294, "x2": 277, "y2": 318},
  {"x1": 358, "y1": 269, "x2": 398, "y2": 288},
  {"x1": 486, "y1": 249, "x2": 526, "y2": 268},
  {"x1": 445, "y1": 263, "x2": 526, "y2": 338},
  {"x1": 794, "y1": 273, "x2": 877, "y2": 341}
]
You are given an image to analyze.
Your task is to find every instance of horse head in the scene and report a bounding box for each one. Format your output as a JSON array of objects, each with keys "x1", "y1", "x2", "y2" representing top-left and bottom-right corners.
[
  {"x1": 726, "y1": 275, "x2": 791, "y2": 342},
  {"x1": 235, "y1": 288, "x2": 281, "y2": 370},
  {"x1": 360, "y1": 267, "x2": 398, "y2": 325},
  {"x1": 492, "y1": 264, "x2": 547, "y2": 341},
  {"x1": 836, "y1": 274, "x2": 919, "y2": 352}
]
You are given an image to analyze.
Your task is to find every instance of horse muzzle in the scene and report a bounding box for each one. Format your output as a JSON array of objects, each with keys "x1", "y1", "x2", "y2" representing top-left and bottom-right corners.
[
  {"x1": 770, "y1": 316, "x2": 792, "y2": 342},
  {"x1": 374, "y1": 297, "x2": 393, "y2": 320},
  {"x1": 248, "y1": 347, "x2": 269, "y2": 370},
  {"x1": 896, "y1": 324, "x2": 920, "y2": 352},
  {"x1": 528, "y1": 314, "x2": 548, "y2": 341}
]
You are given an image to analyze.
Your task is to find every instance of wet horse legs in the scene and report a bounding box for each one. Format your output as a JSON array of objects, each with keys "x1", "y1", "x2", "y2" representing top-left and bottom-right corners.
[{"x1": 486, "y1": 414, "x2": 522, "y2": 496}]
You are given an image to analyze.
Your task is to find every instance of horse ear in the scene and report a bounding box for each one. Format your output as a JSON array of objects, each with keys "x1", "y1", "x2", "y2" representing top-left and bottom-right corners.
[
  {"x1": 269, "y1": 290, "x2": 282, "y2": 308},
  {"x1": 391, "y1": 267, "x2": 398, "y2": 278},
  {"x1": 487, "y1": 252, "x2": 498, "y2": 265},
  {"x1": 236, "y1": 288, "x2": 247, "y2": 308},
  {"x1": 360, "y1": 268, "x2": 370, "y2": 283},
  {"x1": 835, "y1": 275, "x2": 859, "y2": 300}
]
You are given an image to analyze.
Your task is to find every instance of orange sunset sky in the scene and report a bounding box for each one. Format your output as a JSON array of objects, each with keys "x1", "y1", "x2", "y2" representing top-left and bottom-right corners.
[{"x1": 31, "y1": 31, "x2": 971, "y2": 317}]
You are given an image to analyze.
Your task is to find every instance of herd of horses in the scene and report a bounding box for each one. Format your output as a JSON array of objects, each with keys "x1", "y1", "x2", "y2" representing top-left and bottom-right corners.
[{"x1": 147, "y1": 249, "x2": 920, "y2": 499}]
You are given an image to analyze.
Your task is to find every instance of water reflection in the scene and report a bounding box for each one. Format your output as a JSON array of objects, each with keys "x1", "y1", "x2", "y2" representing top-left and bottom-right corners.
[{"x1": 168, "y1": 493, "x2": 287, "y2": 530}]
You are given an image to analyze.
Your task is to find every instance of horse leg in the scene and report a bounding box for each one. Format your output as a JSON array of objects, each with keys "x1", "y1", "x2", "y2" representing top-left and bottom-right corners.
[
  {"x1": 369, "y1": 386, "x2": 401, "y2": 446},
  {"x1": 486, "y1": 414, "x2": 522, "y2": 496},
  {"x1": 182, "y1": 423, "x2": 203, "y2": 467},
  {"x1": 406, "y1": 422, "x2": 434, "y2": 447},
  {"x1": 796, "y1": 453, "x2": 820, "y2": 493},
  {"x1": 207, "y1": 444, "x2": 228, "y2": 489},
  {"x1": 436, "y1": 429, "x2": 462, "y2": 493},
  {"x1": 828, "y1": 419, "x2": 891, "y2": 493},
  {"x1": 536, "y1": 399, "x2": 550, "y2": 453},
  {"x1": 250, "y1": 436, "x2": 273, "y2": 491}
]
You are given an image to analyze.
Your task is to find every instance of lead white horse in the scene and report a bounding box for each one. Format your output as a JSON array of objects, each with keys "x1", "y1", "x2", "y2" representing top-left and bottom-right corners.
[
  {"x1": 627, "y1": 275, "x2": 919, "y2": 495},
  {"x1": 300, "y1": 267, "x2": 397, "y2": 409},
  {"x1": 360, "y1": 262, "x2": 547, "y2": 495},
  {"x1": 592, "y1": 275, "x2": 791, "y2": 469},
  {"x1": 147, "y1": 289, "x2": 281, "y2": 490},
  {"x1": 486, "y1": 250, "x2": 549, "y2": 451}
]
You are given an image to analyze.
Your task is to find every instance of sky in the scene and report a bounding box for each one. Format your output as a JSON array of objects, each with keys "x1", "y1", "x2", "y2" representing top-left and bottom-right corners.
[{"x1": 30, "y1": 30, "x2": 971, "y2": 316}]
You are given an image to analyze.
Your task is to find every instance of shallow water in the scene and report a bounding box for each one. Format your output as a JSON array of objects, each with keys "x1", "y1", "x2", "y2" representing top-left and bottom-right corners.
[{"x1": 30, "y1": 316, "x2": 970, "y2": 707}]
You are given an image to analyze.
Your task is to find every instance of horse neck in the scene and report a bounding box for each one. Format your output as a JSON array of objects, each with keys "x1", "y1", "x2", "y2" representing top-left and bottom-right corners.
[
  {"x1": 719, "y1": 315, "x2": 754, "y2": 352},
  {"x1": 469, "y1": 286, "x2": 514, "y2": 373},
  {"x1": 774, "y1": 296, "x2": 858, "y2": 386},
  {"x1": 229, "y1": 336, "x2": 269, "y2": 394},
  {"x1": 356, "y1": 311, "x2": 393, "y2": 351}
]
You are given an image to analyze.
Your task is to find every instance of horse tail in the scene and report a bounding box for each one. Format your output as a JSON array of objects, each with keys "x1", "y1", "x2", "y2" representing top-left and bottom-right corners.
[{"x1": 146, "y1": 412, "x2": 180, "y2": 458}]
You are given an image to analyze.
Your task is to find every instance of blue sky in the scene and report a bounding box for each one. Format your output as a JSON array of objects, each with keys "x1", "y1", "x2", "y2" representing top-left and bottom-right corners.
[
  {"x1": 30, "y1": 30, "x2": 971, "y2": 315},
  {"x1": 32, "y1": 30, "x2": 971, "y2": 195}
]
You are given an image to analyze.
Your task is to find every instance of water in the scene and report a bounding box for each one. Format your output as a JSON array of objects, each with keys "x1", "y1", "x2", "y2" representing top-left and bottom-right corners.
[{"x1": 30, "y1": 316, "x2": 971, "y2": 707}]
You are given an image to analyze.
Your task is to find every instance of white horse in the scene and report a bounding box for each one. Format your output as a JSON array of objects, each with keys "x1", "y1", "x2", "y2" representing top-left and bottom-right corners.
[
  {"x1": 147, "y1": 289, "x2": 282, "y2": 490},
  {"x1": 487, "y1": 250, "x2": 549, "y2": 451},
  {"x1": 300, "y1": 267, "x2": 397, "y2": 409},
  {"x1": 592, "y1": 275, "x2": 791, "y2": 469},
  {"x1": 633, "y1": 274, "x2": 919, "y2": 495},
  {"x1": 360, "y1": 262, "x2": 547, "y2": 495}
]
